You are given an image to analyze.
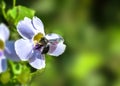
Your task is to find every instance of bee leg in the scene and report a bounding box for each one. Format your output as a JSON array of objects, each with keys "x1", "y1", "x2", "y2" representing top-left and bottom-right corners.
[{"x1": 42, "y1": 45, "x2": 49, "y2": 54}]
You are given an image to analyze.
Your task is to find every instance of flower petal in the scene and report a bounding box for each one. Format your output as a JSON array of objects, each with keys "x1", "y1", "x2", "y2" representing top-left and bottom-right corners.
[
  {"x1": 0, "y1": 23, "x2": 9, "y2": 41},
  {"x1": 29, "y1": 50, "x2": 45, "y2": 69},
  {"x1": 48, "y1": 42, "x2": 66, "y2": 56},
  {"x1": 45, "y1": 33, "x2": 64, "y2": 45},
  {"x1": 0, "y1": 54, "x2": 7, "y2": 73},
  {"x1": 32, "y1": 16, "x2": 45, "y2": 35},
  {"x1": 17, "y1": 17, "x2": 36, "y2": 39},
  {"x1": 4, "y1": 41, "x2": 20, "y2": 61},
  {"x1": 15, "y1": 39, "x2": 33, "y2": 61}
]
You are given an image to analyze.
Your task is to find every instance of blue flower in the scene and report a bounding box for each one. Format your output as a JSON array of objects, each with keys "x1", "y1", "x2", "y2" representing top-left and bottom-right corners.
[
  {"x1": 0, "y1": 23, "x2": 20, "y2": 73},
  {"x1": 15, "y1": 16, "x2": 66, "y2": 69}
]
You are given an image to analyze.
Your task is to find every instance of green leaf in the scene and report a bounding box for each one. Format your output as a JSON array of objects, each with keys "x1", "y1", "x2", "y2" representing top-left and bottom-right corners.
[{"x1": 7, "y1": 5, "x2": 35, "y2": 25}]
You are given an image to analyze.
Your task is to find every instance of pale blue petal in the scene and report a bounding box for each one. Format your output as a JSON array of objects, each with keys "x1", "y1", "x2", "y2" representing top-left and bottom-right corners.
[
  {"x1": 0, "y1": 54, "x2": 7, "y2": 73},
  {"x1": 32, "y1": 16, "x2": 45, "y2": 35},
  {"x1": 4, "y1": 41, "x2": 20, "y2": 61},
  {"x1": 29, "y1": 50, "x2": 45, "y2": 69},
  {"x1": 48, "y1": 42, "x2": 66, "y2": 56},
  {"x1": 17, "y1": 17, "x2": 36, "y2": 39},
  {"x1": 0, "y1": 23, "x2": 9, "y2": 41},
  {"x1": 15, "y1": 39, "x2": 33, "y2": 61}
]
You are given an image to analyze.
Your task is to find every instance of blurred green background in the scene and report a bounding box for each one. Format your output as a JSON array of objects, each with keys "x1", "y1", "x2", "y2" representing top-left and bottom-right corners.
[{"x1": 1, "y1": 0, "x2": 120, "y2": 86}]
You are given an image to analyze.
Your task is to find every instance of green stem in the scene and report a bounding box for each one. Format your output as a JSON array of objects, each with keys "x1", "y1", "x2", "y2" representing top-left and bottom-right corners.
[
  {"x1": 13, "y1": 0, "x2": 16, "y2": 7},
  {"x1": 1, "y1": 1, "x2": 7, "y2": 20}
]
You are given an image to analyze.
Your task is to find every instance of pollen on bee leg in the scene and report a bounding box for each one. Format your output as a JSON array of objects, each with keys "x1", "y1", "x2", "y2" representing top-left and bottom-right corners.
[
  {"x1": 33, "y1": 33, "x2": 44, "y2": 45},
  {"x1": 0, "y1": 39, "x2": 5, "y2": 50}
]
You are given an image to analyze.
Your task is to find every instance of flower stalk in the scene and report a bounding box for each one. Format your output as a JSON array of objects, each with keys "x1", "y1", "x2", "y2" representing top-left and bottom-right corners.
[{"x1": 1, "y1": 1, "x2": 7, "y2": 21}]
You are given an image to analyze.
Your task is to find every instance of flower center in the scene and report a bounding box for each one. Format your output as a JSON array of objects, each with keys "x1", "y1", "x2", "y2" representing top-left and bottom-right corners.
[{"x1": 0, "y1": 39, "x2": 5, "y2": 50}]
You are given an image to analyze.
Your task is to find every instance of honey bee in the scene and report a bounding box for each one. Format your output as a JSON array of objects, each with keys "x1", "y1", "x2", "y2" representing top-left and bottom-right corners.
[{"x1": 39, "y1": 37, "x2": 49, "y2": 54}]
